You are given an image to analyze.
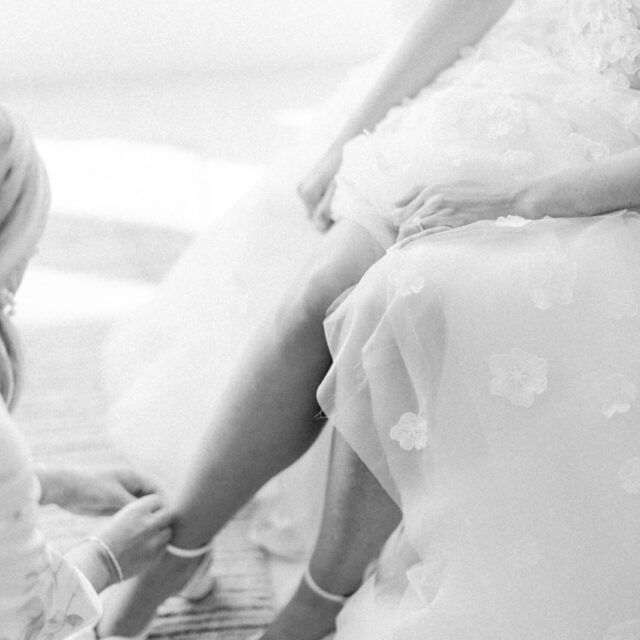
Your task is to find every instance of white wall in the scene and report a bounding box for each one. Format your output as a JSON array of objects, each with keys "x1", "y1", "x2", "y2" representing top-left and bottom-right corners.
[{"x1": 2, "y1": 0, "x2": 392, "y2": 84}]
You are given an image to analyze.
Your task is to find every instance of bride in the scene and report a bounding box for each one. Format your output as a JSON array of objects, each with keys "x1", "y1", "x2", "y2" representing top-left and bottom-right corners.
[{"x1": 101, "y1": 0, "x2": 640, "y2": 638}]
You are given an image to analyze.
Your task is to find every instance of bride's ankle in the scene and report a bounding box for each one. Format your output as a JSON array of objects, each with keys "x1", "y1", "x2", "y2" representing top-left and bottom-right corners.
[
  {"x1": 301, "y1": 567, "x2": 356, "y2": 606},
  {"x1": 259, "y1": 577, "x2": 344, "y2": 640}
]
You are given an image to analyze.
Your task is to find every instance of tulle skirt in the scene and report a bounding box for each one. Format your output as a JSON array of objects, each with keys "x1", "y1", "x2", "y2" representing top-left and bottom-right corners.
[
  {"x1": 314, "y1": 6, "x2": 640, "y2": 638},
  {"x1": 319, "y1": 210, "x2": 640, "y2": 639}
]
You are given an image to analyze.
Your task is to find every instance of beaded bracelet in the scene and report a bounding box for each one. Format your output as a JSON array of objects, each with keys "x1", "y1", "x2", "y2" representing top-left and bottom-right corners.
[{"x1": 84, "y1": 536, "x2": 124, "y2": 584}]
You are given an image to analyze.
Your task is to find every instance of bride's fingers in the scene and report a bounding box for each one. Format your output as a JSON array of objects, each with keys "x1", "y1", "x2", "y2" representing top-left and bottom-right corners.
[
  {"x1": 312, "y1": 181, "x2": 336, "y2": 232},
  {"x1": 418, "y1": 194, "x2": 448, "y2": 219},
  {"x1": 397, "y1": 225, "x2": 454, "y2": 248},
  {"x1": 394, "y1": 185, "x2": 425, "y2": 208},
  {"x1": 393, "y1": 192, "x2": 429, "y2": 225},
  {"x1": 396, "y1": 208, "x2": 455, "y2": 245}
]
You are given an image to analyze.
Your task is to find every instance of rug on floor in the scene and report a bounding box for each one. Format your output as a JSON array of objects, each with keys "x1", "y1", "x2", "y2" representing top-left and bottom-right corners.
[{"x1": 14, "y1": 214, "x2": 275, "y2": 639}]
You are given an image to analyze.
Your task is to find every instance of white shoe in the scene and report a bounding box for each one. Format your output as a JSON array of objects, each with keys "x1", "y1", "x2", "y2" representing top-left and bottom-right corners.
[
  {"x1": 99, "y1": 625, "x2": 150, "y2": 640},
  {"x1": 177, "y1": 548, "x2": 216, "y2": 601},
  {"x1": 99, "y1": 551, "x2": 216, "y2": 639}
]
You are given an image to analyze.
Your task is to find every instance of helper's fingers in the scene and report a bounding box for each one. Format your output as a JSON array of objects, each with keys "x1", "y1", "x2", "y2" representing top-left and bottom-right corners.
[
  {"x1": 150, "y1": 506, "x2": 175, "y2": 530},
  {"x1": 397, "y1": 221, "x2": 456, "y2": 249},
  {"x1": 135, "y1": 493, "x2": 165, "y2": 514},
  {"x1": 119, "y1": 468, "x2": 163, "y2": 498}
]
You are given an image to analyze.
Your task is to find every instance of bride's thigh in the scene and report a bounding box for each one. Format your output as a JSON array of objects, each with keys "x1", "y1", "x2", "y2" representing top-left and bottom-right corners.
[{"x1": 279, "y1": 219, "x2": 388, "y2": 324}]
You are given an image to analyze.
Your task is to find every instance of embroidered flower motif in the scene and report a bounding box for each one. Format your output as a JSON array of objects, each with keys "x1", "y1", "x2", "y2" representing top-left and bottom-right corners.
[
  {"x1": 489, "y1": 348, "x2": 548, "y2": 408},
  {"x1": 607, "y1": 288, "x2": 639, "y2": 320},
  {"x1": 509, "y1": 538, "x2": 542, "y2": 569},
  {"x1": 526, "y1": 251, "x2": 578, "y2": 310},
  {"x1": 568, "y1": 1, "x2": 640, "y2": 87},
  {"x1": 495, "y1": 215, "x2": 531, "y2": 227},
  {"x1": 389, "y1": 413, "x2": 430, "y2": 451},
  {"x1": 487, "y1": 102, "x2": 528, "y2": 139},
  {"x1": 624, "y1": 98, "x2": 640, "y2": 127},
  {"x1": 604, "y1": 618, "x2": 640, "y2": 640},
  {"x1": 501, "y1": 149, "x2": 536, "y2": 181},
  {"x1": 443, "y1": 148, "x2": 465, "y2": 168},
  {"x1": 569, "y1": 133, "x2": 611, "y2": 163},
  {"x1": 596, "y1": 373, "x2": 636, "y2": 418},
  {"x1": 388, "y1": 260, "x2": 425, "y2": 296},
  {"x1": 618, "y1": 457, "x2": 640, "y2": 494}
]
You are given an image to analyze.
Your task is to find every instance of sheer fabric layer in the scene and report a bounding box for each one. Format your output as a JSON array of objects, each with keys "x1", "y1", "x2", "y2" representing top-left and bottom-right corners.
[
  {"x1": 318, "y1": 0, "x2": 640, "y2": 637},
  {"x1": 319, "y1": 212, "x2": 640, "y2": 640}
]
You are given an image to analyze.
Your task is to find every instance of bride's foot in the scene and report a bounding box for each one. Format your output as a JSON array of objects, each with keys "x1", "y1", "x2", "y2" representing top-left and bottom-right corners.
[
  {"x1": 97, "y1": 545, "x2": 215, "y2": 638},
  {"x1": 255, "y1": 568, "x2": 351, "y2": 640}
]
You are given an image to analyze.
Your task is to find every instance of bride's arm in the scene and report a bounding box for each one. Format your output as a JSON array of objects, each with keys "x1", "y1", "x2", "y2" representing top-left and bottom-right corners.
[
  {"x1": 394, "y1": 146, "x2": 640, "y2": 242},
  {"x1": 328, "y1": 0, "x2": 515, "y2": 151},
  {"x1": 523, "y1": 146, "x2": 640, "y2": 219},
  {"x1": 299, "y1": 0, "x2": 515, "y2": 227}
]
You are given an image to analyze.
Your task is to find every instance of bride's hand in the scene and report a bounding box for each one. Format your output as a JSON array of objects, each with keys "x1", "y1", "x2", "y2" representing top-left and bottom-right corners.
[
  {"x1": 297, "y1": 147, "x2": 342, "y2": 232},
  {"x1": 394, "y1": 180, "x2": 531, "y2": 245},
  {"x1": 37, "y1": 464, "x2": 162, "y2": 516}
]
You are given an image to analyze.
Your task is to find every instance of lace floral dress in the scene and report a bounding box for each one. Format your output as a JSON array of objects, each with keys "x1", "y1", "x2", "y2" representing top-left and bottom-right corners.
[
  {"x1": 0, "y1": 403, "x2": 101, "y2": 640},
  {"x1": 317, "y1": 1, "x2": 640, "y2": 638}
]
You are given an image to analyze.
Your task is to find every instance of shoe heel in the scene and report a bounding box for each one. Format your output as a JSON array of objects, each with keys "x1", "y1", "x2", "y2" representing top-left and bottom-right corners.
[{"x1": 177, "y1": 550, "x2": 216, "y2": 601}]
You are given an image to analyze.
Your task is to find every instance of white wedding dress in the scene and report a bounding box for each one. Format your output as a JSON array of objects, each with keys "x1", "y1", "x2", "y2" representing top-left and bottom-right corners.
[{"x1": 315, "y1": 0, "x2": 640, "y2": 638}]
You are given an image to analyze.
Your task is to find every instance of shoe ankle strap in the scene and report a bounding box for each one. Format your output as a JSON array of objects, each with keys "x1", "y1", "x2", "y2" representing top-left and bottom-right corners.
[
  {"x1": 303, "y1": 567, "x2": 350, "y2": 605},
  {"x1": 166, "y1": 542, "x2": 213, "y2": 559}
]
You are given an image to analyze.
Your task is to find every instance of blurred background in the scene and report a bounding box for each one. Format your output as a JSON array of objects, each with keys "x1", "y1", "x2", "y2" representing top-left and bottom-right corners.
[
  {"x1": 4, "y1": 3, "x2": 401, "y2": 634},
  {"x1": 2, "y1": 0, "x2": 397, "y2": 322}
]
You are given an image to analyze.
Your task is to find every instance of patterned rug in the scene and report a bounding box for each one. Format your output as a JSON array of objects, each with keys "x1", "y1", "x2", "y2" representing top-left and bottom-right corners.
[{"x1": 14, "y1": 213, "x2": 275, "y2": 639}]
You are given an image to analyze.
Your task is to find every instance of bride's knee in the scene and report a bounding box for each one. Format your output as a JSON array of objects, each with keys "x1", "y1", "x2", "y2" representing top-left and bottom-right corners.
[{"x1": 273, "y1": 261, "x2": 354, "y2": 335}]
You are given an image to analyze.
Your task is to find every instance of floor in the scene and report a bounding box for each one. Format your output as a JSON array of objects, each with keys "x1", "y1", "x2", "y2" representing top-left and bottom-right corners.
[{"x1": 5, "y1": 68, "x2": 348, "y2": 609}]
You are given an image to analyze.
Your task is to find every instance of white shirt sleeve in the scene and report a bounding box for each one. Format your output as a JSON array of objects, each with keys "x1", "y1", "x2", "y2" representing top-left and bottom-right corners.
[{"x1": 0, "y1": 404, "x2": 101, "y2": 640}]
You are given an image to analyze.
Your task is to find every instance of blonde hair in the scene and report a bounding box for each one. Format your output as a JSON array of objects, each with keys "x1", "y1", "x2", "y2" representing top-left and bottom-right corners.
[{"x1": 0, "y1": 108, "x2": 50, "y2": 409}]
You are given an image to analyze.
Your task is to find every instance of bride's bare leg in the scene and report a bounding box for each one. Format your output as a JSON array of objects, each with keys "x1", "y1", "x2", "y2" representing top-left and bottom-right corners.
[
  {"x1": 259, "y1": 430, "x2": 401, "y2": 640},
  {"x1": 98, "y1": 220, "x2": 386, "y2": 636}
]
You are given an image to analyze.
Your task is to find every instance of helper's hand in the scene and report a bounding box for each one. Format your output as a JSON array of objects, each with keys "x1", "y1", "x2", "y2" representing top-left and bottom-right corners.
[
  {"x1": 38, "y1": 464, "x2": 162, "y2": 516},
  {"x1": 96, "y1": 494, "x2": 174, "y2": 580},
  {"x1": 394, "y1": 180, "x2": 531, "y2": 246},
  {"x1": 297, "y1": 147, "x2": 342, "y2": 232}
]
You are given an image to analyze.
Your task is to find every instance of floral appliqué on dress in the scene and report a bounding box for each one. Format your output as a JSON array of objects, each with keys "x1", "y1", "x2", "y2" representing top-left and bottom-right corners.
[
  {"x1": 607, "y1": 288, "x2": 639, "y2": 319},
  {"x1": 486, "y1": 100, "x2": 529, "y2": 139},
  {"x1": 595, "y1": 372, "x2": 636, "y2": 418},
  {"x1": 389, "y1": 413, "x2": 430, "y2": 451},
  {"x1": 618, "y1": 457, "x2": 640, "y2": 494},
  {"x1": 388, "y1": 260, "x2": 425, "y2": 297},
  {"x1": 526, "y1": 251, "x2": 578, "y2": 310},
  {"x1": 501, "y1": 149, "x2": 537, "y2": 182},
  {"x1": 604, "y1": 618, "x2": 640, "y2": 640},
  {"x1": 495, "y1": 215, "x2": 532, "y2": 227},
  {"x1": 489, "y1": 348, "x2": 548, "y2": 408}
]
